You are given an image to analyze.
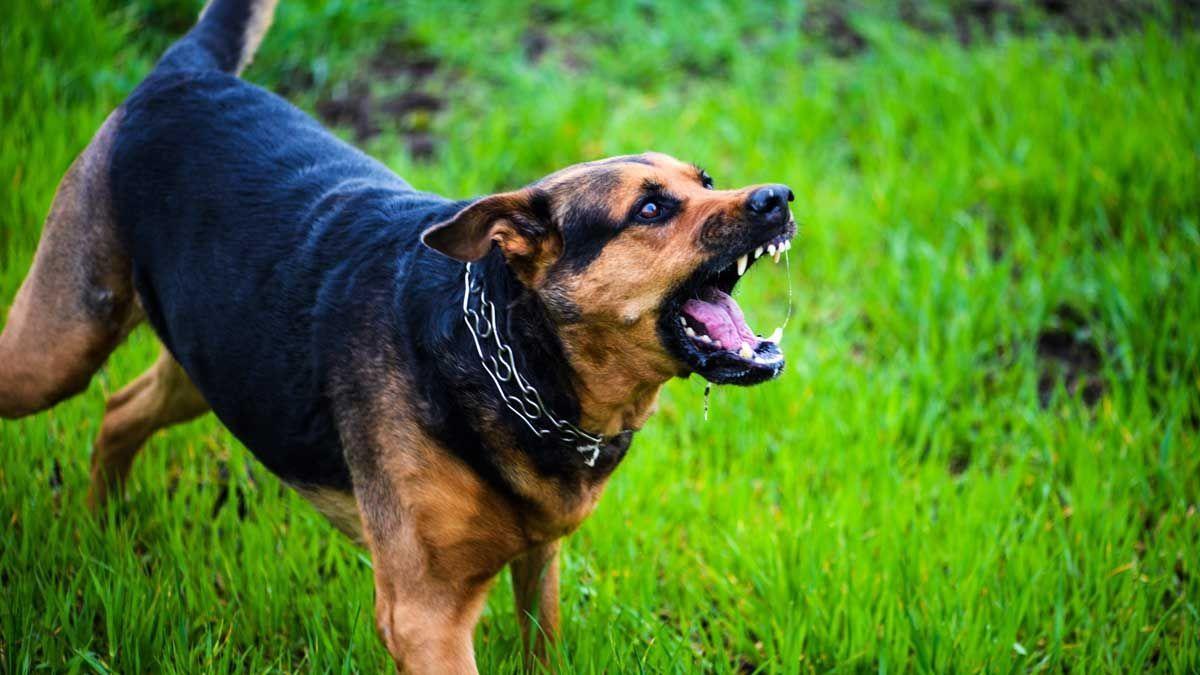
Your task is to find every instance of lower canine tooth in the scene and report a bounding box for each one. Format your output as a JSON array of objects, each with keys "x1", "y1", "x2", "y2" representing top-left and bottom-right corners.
[
  {"x1": 736, "y1": 254, "x2": 748, "y2": 276},
  {"x1": 739, "y1": 343, "x2": 753, "y2": 359},
  {"x1": 679, "y1": 316, "x2": 687, "y2": 326},
  {"x1": 686, "y1": 327, "x2": 697, "y2": 337},
  {"x1": 699, "y1": 335, "x2": 712, "y2": 343},
  {"x1": 767, "y1": 327, "x2": 783, "y2": 344}
]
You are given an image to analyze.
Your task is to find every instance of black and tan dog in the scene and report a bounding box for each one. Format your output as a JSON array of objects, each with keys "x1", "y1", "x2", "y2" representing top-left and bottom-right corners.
[{"x1": 0, "y1": 0, "x2": 796, "y2": 670}]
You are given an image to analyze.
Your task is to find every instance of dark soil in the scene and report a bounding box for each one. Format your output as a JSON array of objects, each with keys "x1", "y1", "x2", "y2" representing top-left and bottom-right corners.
[
  {"x1": 901, "y1": 0, "x2": 1199, "y2": 46},
  {"x1": 309, "y1": 41, "x2": 446, "y2": 159},
  {"x1": 1035, "y1": 303, "x2": 1106, "y2": 407},
  {"x1": 802, "y1": 2, "x2": 869, "y2": 58}
]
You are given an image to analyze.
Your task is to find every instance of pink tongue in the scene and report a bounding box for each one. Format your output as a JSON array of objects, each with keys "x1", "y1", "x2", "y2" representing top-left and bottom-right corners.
[{"x1": 681, "y1": 288, "x2": 757, "y2": 348}]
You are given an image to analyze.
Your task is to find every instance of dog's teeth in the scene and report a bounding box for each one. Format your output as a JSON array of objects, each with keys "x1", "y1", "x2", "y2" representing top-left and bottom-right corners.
[
  {"x1": 767, "y1": 244, "x2": 776, "y2": 256},
  {"x1": 755, "y1": 246, "x2": 764, "y2": 258},
  {"x1": 713, "y1": 340, "x2": 722, "y2": 348},
  {"x1": 699, "y1": 334, "x2": 712, "y2": 343},
  {"x1": 767, "y1": 327, "x2": 783, "y2": 344},
  {"x1": 686, "y1": 327, "x2": 696, "y2": 338},
  {"x1": 736, "y1": 254, "x2": 748, "y2": 276},
  {"x1": 739, "y1": 343, "x2": 753, "y2": 359},
  {"x1": 679, "y1": 316, "x2": 687, "y2": 326},
  {"x1": 772, "y1": 250, "x2": 782, "y2": 263}
]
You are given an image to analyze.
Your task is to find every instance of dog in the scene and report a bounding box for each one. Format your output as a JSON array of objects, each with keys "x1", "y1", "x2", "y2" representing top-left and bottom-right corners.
[{"x1": 0, "y1": 0, "x2": 796, "y2": 670}]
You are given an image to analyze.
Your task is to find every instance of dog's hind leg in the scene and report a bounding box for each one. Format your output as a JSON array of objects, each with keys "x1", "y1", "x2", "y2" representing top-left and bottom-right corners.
[
  {"x1": 88, "y1": 346, "x2": 209, "y2": 508},
  {"x1": 0, "y1": 109, "x2": 142, "y2": 419}
]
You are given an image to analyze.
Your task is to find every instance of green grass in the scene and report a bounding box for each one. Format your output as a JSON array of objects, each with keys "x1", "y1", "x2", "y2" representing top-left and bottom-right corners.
[{"x1": 3, "y1": 0, "x2": 1199, "y2": 671}]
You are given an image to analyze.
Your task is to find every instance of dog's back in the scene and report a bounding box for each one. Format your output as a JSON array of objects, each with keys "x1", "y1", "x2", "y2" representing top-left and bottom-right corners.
[
  {"x1": 0, "y1": 0, "x2": 460, "y2": 489},
  {"x1": 113, "y1": 68, "x2": 431, "y2": 487}
]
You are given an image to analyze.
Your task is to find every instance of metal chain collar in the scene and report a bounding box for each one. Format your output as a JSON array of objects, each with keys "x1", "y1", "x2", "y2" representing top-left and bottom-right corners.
[{"x1": 462, "y1": 262, "x2": 605, "y2": 466}]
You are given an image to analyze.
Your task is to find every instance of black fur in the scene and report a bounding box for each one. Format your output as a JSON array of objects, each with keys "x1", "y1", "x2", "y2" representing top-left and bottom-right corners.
[
  {"x1": 160, "y1": 0, "x2": 258, "y2": 73},
  {"x1": 110, "y1": 63, "x2": 631, "y2": 495},
  {"x1": 549, "y1": 168, "x2": 630, "y2": 272}
]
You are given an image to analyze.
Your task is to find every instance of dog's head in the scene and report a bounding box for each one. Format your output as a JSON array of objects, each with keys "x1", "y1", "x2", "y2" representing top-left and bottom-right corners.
[{"x1": 422, "y1": 152, "x2": 795, "y2": 405}]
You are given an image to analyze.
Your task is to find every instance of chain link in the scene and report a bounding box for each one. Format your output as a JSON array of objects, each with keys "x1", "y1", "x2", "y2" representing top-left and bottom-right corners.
[{"x1": 462, "y1": 263, "x2": 604, "y2": 466}]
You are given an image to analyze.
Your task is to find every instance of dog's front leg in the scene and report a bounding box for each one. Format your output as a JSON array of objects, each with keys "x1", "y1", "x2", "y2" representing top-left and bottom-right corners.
[
  {"x1": 510, "y1": 540, "x2": 561, "y2": 668},
  {"x1": 361, "y1": 505, "x2": 492, "y2": 674},
  {"x1": 345, "y1": 416, "x2": 527, "y2": 672}
]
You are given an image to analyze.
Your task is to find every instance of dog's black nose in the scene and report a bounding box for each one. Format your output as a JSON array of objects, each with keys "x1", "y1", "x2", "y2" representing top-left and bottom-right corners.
[{"x1": 747, "y1": 184, "x2": 794, "y2": 219}]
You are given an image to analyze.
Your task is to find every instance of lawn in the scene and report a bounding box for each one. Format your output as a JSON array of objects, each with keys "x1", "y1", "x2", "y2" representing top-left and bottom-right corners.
[{"x1": 2, "y1": 0, "x2": 1198, "y2": 672}]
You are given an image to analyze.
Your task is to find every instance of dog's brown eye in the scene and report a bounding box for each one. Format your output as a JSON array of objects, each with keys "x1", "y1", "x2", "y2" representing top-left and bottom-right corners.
[{"x1": 638, "y1": 202, "x2": 661, "y2": 220}]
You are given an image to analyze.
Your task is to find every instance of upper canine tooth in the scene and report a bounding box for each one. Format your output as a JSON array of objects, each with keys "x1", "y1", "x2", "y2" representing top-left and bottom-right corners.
[
  {"x1": 767, "y1": 327, "x2": 783, "y2": 344},
  {"x1": 755, "y1": 246, "x2": 764, "y2": 258},
  {"x1": 739, "y1": 343, "x2": 753, "y2": 359},
  {"x1": 736, "y1": 254, "x2": 748, "y2": 276}
]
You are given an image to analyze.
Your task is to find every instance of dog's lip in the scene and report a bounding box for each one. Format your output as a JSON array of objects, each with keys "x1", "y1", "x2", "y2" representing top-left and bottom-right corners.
[{"x1": 704, "y1": 217, "x2": 798, "y2": 289}]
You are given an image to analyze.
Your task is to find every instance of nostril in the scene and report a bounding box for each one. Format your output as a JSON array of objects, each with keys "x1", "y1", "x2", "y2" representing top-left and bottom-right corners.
[
  {"x1": 749, "y1": 186, "x2": 789, "y2": 215},
  {"x1": 749, "y1": 188, "x2": 777, "y2": 214}
]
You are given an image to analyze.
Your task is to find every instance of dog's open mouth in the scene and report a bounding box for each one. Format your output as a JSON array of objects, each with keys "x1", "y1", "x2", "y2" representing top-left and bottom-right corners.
[{"x1": 660, "y1": 223, "x2": 797, "y2": 385}]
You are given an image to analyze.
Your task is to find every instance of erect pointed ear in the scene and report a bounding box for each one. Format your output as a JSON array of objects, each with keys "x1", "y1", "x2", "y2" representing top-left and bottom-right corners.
[{"x1": 421, "y1": 189, "x2": 558, "y2": 265}]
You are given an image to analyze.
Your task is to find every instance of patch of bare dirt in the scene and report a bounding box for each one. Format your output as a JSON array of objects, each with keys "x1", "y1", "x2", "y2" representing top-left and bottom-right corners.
[
  {"x1": 1036, "y1": 303, "x2": 1106, "y2": 407},
  {"x1": 900, "y1": 0, "x2": 1200, "y2": 46},
  {"x1": 803, "y1": 1, "x2": 869, "y2": 58},
  {"x1": 308, "y1": 42, "x2": 446, "y2": 159}
]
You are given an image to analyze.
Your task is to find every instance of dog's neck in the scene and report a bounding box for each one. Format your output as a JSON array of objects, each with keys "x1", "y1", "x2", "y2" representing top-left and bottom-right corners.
[
  {"x1": 417, "y1": 248, "x2": 672, "y2": 482},
  {"x1": 452, "y1": 253, "x2": 632, "y2": 463},
  {"x1": 469, "y1": 257, "x2": 672, "y2": 439},
  {"x1": 554, "y1": 321, "x2": 673, "y2": 436}
]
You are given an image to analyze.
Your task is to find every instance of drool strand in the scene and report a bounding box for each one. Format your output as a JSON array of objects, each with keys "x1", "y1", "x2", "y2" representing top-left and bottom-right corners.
[{"x1": 782, "y1": 249, "x2": 795, "y2": 331}]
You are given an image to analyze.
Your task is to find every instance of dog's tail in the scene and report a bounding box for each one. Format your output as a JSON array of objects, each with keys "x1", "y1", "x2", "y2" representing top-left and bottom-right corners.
[{"x1": 156, "y1": 0, "x2": 279, "y2": 76}]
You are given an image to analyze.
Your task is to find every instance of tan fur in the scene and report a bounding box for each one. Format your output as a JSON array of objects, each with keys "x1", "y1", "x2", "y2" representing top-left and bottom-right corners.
[
  {"x1": 335, "y1": 347, "x2": 626, "y2": 672},
  {"x1": 0, "y1": 109, "x2": 142, "y2": 419},
  {"x1": 348, "y1": 368, "x2": 521, "y2": 672},
  {"x1": 89, "y1": 347, "x2": 210, "y2": 507},
  {"x1": 493, "y1": 435, "x2": 611, "y2": 536},
  {"x1": 235, "y1": 0, "x2": 278, "y2": 74}
]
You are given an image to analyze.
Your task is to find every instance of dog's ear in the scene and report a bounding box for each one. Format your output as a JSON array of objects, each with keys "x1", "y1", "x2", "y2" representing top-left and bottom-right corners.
[{"x1": 421, "y1": 189, "x2": 559, "y2": 269}]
